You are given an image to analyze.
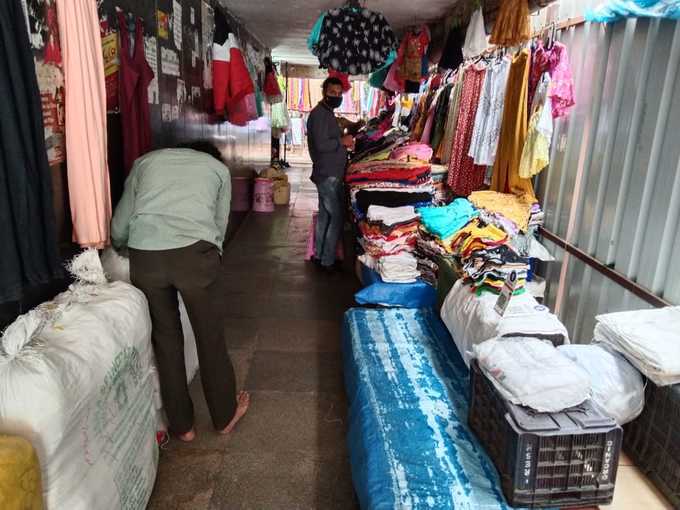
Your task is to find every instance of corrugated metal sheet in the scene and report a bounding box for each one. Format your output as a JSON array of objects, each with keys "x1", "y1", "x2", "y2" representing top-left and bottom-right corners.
[{"x1": 537, "y1": 15, "x2": 680, "y2": 342}]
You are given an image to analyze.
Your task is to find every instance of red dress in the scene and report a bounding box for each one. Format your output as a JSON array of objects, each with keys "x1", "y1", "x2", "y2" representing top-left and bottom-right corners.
[{"x1": 117, "y1": 12, "x2": 154, "y2": 175}]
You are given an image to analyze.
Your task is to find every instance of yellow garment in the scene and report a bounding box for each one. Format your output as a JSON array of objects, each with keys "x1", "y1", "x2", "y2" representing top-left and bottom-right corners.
[
  {"x1": 491, "y1": 49, "x2": 535, "y2": 199},
  {"x1": 449, "y1": 219, "x2": 508, "y2": 255},
  {"x1": 469, "y1": 190, "x2": 535, "y2": 232},
  {"x1": 489, "y1": 0, "x2": 531, "y2": 47},
  {"x1": 519, "y1": 73, "x2": 553, "y2": 178},
  {"x1": 0, "y1": 435, "x2": 43, "y2": 510},
  {"x1": 360, "y1": 149, "x2": 392, "y2": 162}
]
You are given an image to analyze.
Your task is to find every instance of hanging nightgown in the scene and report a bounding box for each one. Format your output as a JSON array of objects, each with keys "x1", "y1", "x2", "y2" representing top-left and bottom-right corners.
[
  {"x1": 0, "y1": 0, "x2": 62, "y2": 302},
  {"x1": 117, "y1": 11, "x2": 154, "y2": 176},
  {"x1": 56, "y1": 0, "x2": 111, "y2": 247},
  {"x1": 468, "y1": 57, "x2": 512, "y2": 166}
]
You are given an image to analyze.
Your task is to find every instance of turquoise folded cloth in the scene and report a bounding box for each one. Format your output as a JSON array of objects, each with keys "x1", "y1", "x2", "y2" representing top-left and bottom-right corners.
[{"x1": 417, "y1": 198, "x2": 478, "y2": 239}]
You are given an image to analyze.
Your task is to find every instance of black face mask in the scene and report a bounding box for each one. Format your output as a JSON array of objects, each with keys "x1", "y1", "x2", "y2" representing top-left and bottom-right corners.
[{"x1": 325, "y1": 95, "x2": 343, "y2": 109}]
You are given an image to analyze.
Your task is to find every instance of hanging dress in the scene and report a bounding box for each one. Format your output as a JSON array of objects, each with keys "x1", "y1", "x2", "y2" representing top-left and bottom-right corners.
[
  {"x1": 447, "y1": 64, "x2": 487, "y2": 196},
  {"x1": 463, "y1": 8, "x2": 488, "y2": 59},
  {"x1": 529, "y1": 41, "x2": 576, "y2": 118},
  {"x1": 117, "y1": 11, "x2": 154, "y2": 176},
  {"x1": 519, "y1": 72, "x2": 553, "y2": 178},
  {"x1": 0, "y1": 0, "x2": 62, "y2": 302},
  {"x1": 56, "y1": 0, "x2": 111, "y2": 247},
  {"x1": 491, "y1": 48, "x2": 535, "y2": 199},
  {"x1": 468, "y1": 57, "x2": 512, "y2": 166},
  {"x1": 489, "y1": 0, "x2": 531, "y2": 47}
]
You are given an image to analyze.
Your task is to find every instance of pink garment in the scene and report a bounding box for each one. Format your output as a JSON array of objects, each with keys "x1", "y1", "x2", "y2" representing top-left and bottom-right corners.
[
  {"x1": 383, "y1": 61, "x2": 404, "y2": 93},
  {"x1": 529, "y1": 41, "x2": 575, "y2": 118},
  {"x1": 447, "y1": 65, "x2": 487, "y2": 197},
  {"x1": 56, "y1": 0, "x2": 111, "y2": 248},
  {"x1": 390, "y1": 143, "x2": 433, "y2": 163},
  {"x1": 305, "y1": 213, "x2": 344, "y2": 261},
  {"x1": 420, "y1": 100, "x2": 438, "y2": 144}
]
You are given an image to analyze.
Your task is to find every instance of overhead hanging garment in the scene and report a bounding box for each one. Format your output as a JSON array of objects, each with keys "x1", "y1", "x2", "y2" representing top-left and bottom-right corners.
[
  {"x1": 213, "y1": 33, "x2": 256, "y2": 125},
  {"x1": 117, "y1": 11, "x2": 154, "y2": 176},
  {"x1": 56, "y1": 0, "x2": 111, "y2": 247},
  {"x1": 307, "y1": 13, "x2": 326, "y2": 53},
  {"x1": 586, "y1": 0, "x2": 680, "y2": 22},
  {"x1": 0, "y1": 0, "x2": 62, "y2": 303},
  {"x1": 491, "y1": 48, "x2": 535, "y2": 199},
  {"x1": 263, "y1": 58, "x2": 283, "y2": 104},
  {"x1": 463, "y1": 8, "x2": 488, "y2": 59},
  {"x1": 489, "y1": 0, "x2": 531, "y2": 47},
  {"x1": 397, "y1": 27, "x2": 431, "y2": 83},
  {"x1": 328, "y1": 69, "x2": 351, "y2": 92},
  {"x1": 438, "y1": 25, "x2": 465, "y2": 70},
  {"x1": 312, "y1": 6, "x2": 397, "y2": 74}
]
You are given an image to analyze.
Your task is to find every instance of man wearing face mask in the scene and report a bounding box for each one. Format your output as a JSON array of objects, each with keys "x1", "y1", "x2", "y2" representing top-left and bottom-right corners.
[{"x1": 306, "y1": 77, "x2": 355, "y2": 272}]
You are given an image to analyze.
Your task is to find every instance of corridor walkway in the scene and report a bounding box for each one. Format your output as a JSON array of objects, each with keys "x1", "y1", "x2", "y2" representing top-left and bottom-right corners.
[{"x1": 148, "y1": 164, "x2": 360, "y2": 509}]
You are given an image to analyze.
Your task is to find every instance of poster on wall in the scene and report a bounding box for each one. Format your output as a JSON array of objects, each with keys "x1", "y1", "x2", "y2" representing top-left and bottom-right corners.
[
  {"x1": 202, "y1": 1, "x2": 214, "y2": 89},
  {"x1": 26, "y1": 0, "x2": 65, "y2": 166},
  {"x1": 177, "y1": 79, "x2": 187, "y2": 109},
  {"x1": 145, "y1": 36, "x2": 160, "y2": 104},
  {"x1": 173, "y1": 0, "x2": 182, "y2": 50},
  {"x1": 161, "y1": 47, "x2": 180, "y2": 77},
  {"x1": 162, "y1": 103, "x2": 171, "y2": 122},
  {"x1": 158, "y1": 10, "x2": 170, "y2": 39},
  {"x1": 101, "y1": 31, "x2": 119, "y2": 111}
]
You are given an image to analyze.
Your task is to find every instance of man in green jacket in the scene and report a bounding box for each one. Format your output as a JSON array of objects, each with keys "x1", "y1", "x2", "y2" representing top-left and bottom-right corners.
[{"x1": 111, "y1": 141, "x2": 248, "y2": 442}]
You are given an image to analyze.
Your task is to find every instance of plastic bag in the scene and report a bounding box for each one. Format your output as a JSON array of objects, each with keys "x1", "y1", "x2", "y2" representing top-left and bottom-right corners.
[
  {"x1": 355, "y1": 264, "x2": 436, "y2": 308},
  {"x1": 473, "y1": 337, "x2": 591, "y2": 412},
  {"x1": 559, "y1": 344, "x2": 645, "y2": 424},
  {"x1": 586, "y1": 0, "x2": 680, "y2": 23}
]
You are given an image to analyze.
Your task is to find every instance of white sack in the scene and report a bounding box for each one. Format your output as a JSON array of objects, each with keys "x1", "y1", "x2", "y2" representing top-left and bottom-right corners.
[
  {"x1": 558, "y1": 344, "x2": 645, "y2": 425},
  {"x1": 473, "y1": 337, "x2": 591, "y2": 412},
  {"x1": 441, "y1": 279, "x2": 569, "y2": 366},
  {"x1": 594, "y1": 306, "x2": 680, "y2": 386},
  {"x1": 101, "y1": 248, "x2": 199, "y2": 385},
  {"x1": 0, "y1": 281, "x2": 158, "y2": 510}
]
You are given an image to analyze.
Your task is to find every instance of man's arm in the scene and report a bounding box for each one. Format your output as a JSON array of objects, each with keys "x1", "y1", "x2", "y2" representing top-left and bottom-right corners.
[
  {"x1": 214, "y1": 167, "x2": 231, "y2": 249},
  {"x1": 110, "y1": 167, "x2": 139, "y2": 250},
  {"x1": 308, "y1": 111, "x2": 341, "y2": 153}
]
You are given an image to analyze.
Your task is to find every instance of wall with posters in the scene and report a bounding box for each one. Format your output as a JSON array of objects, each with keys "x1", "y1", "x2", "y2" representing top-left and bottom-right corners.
[{"x1": 0, "y1": 0, "x2": 270, "y2": 328}]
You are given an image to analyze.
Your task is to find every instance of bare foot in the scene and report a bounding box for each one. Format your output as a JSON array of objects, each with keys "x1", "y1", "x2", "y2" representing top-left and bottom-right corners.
[
  {"x1": 178, "y1": 428, "x2": 196, "y2": 442},
  {"x1": 218, "y1": 391, "x2": 250, "y2": 435}
]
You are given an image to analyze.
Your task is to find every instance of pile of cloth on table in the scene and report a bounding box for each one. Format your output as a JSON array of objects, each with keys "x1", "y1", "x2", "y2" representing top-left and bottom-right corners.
[
  {"x1": 346, "y1": 160, "x2": 433, "y2": 217},
  {"x1": 469, "y1": 190, "x2": 544, "y2": 243},
  {"x1": 358, "y1": 205, "x2": 420, "y2": 283},
  {"x1": 414, "y1": 198, "x2": 479, "y2": 286},
  {"x1": 594, "y1": 306, "x2": 680, "y2": 386}
]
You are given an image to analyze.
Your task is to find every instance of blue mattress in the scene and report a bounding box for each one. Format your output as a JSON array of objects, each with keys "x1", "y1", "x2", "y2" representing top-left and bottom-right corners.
[{"x1": 342, "y1": 307, "x2": 516, "y2": 510}]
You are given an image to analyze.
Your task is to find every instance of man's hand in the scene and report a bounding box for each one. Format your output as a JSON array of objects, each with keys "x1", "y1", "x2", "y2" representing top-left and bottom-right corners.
[{"x1": 341, "y1": 135, "x2": 355, "y2": 150}]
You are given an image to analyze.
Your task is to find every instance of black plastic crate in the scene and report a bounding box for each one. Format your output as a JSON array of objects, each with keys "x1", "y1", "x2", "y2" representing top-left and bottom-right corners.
[
  {"x1": 624, "y1": 381, "x2": 680, "y2": 508},
  {"x1": 469, "y1": 360, "x2": 622, "y2": 508}
]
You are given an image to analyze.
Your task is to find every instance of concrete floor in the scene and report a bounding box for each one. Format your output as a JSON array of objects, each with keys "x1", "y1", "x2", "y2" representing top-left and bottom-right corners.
[{"x1": 147, "y1": 164, "x2": 360, "y2": 510}]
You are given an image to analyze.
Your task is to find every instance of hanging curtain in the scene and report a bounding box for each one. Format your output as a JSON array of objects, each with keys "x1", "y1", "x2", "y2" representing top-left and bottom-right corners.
[
  {"x1": 56, "y1": 0, "x2": 112, "y2": 247},
  {"x1": 0, "y1": 0, "x2": 62, "y2": 303}
]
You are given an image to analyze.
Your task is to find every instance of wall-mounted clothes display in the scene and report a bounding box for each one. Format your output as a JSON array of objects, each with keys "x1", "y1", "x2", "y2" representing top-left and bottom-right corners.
[
  {"x1": 212, "y1": 33, "x2": 256, "y2": 126},
  {"x1": 529, "y1": 40, "x2": 575, "y2": 118},
  {"x1": 0, "y1": 0, "x2": 62, "y2": 303},
  {"x1": 56, "y1": 0, "x2": 111, "y2": 248},
  {"x1": 117, "y1": 10, "x2": 154, "y2": 176}
]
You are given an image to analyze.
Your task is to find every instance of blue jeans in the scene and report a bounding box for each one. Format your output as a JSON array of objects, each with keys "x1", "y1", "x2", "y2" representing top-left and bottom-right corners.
[{"x1": 314, "y1": 176, "x2": 344, "y2": 267}]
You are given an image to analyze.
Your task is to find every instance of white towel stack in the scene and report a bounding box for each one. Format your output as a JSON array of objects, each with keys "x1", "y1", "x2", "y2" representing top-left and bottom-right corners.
[
  {"x1": 378, "y1": 252, "x2": 420, "y2": 283},
  {"x1": 594, "y1": 306, "x2": 680, "y2": 386}
]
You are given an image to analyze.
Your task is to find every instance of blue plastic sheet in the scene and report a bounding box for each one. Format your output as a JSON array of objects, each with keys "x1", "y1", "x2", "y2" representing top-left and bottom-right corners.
[
  {"x1": 356, "y1": 265, "x2": 437, "y2": 308},
  {"x1": 342, "y1": 308, "x2": 521, "y2": 509},
  {"x1": 586, "y1": 0, "x2": 680, "y2": 22}
]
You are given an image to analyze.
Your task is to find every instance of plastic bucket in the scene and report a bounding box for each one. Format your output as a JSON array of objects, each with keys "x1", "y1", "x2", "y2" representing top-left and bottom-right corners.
[
  {"x1": 253, "y1": 178, "x2": 274, "y2": 213},
  {"x1": 231, "y1": 176, "x2": 252, "y2": 212}
]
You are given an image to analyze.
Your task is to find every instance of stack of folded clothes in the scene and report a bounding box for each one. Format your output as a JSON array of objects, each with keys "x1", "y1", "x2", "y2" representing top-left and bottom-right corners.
[
  {"x1": 346, "y1": 160, "x2": 434, "y2": 217},
  {"x1": 377, "y1": 252, "x2": 420, "y2": 283},
  {"x1": 449, "y1": 218, "x2": 530, "y2": 295},
  {"x1": 594, "y1": 307, "x2": 680, "y2": 386},
  {"x1": 468, "y1": 190, "x2": 538, "y2": 234},
  {"x1": 358, "y1": 205, "x2": 420, "y2": 264}
]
